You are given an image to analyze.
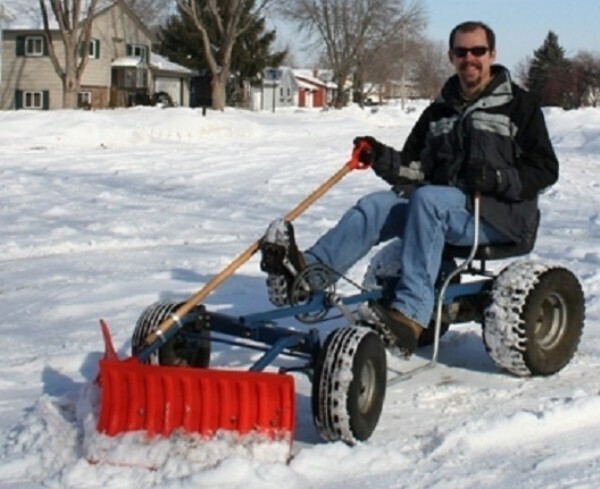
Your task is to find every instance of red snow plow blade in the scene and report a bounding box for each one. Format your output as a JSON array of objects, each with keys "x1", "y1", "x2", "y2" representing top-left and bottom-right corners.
[{"x1": 96, "y1": 321, "x2": 295, "y2": 440}]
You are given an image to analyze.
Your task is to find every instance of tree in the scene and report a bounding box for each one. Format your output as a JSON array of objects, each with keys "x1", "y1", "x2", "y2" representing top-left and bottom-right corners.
[
  {"x1": 39, "y1": 0, "x2": 100, "y2": 109},
  {"x1": 123, "y1": 0, "x2": 172, "y2": 26},
  {"x1": 513, "y1": 56, "x2": 532, "y2": 88},
  {"x1": 0, "y1": 3, "x2": 14, "y2": 22},
  {"x1": 411, "y1": 38, "x2": 453, "y2": 100},
  {"x1": 279, "y1": 0, "x2": 425, "y2": 108},
  {"x1": 157, "y1": 6, "x2": 204, "y2": 70},
  {"x1": 176, "y1": 0, "x2": 273, "y2": 110},
  {"x1": 570, "y1": 51, "x2": 600, "y2": 107},
  {"x1": 527, "y1": 31, "x2": 571, "y2": 107},
  {"x1": 231, "y1": 13, "x2": 287, "y2": 85},
  {"x1": 159, "y1": 4, "x2": 286, "y2": 81}
]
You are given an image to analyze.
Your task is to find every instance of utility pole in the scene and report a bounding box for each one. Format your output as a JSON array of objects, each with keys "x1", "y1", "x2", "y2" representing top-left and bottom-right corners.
[{"x1": 401, "y1": 27, "x2": 406, "y2": 110}]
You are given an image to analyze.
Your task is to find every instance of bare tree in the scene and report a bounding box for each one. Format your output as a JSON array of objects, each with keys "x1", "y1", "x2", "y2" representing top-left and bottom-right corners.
[
  {"x1": 411, "y1": 38, "x2": 453, "y2": 100},
  {"x1": 123, "y1": 0, "x2": 171, "y2": 26},
  {"x1": 571, "y1": 50, "x2": 600, "y2": 107},
  {"x1": 279, "y1": 0, "x2": 426, "y2": 108},
  {"x1": 513, "y1": 56, "x2": 532, "y2": 88},
  {"x1": 0, "y1": 3, "x2": 14, "y2": 23},
  {"x1": 176, "y1": 0, "x2": 272, "y2": 110},
  {"x1": 39, "y1": 0, "x2": 100, "y2": 109},
  {"x1": 2, "y1": 2, "x2": 39, "y2": 25}
]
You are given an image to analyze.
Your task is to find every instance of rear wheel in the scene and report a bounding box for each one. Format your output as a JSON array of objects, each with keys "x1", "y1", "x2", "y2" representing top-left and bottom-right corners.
[
  {"x1": 312, "y1": 326, "x2": 387, "y2": 444},
  {"x1": 131, "y1": 300, "x2": 211, "y2": 368},
  {"x1": 483, "y1": 261, "x2": 585, "y2": 376}
]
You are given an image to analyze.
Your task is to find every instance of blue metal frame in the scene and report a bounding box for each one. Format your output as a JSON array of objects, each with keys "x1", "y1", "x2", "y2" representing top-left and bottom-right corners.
[
  {"x1": 441, "y1": 279, "x2": 489, "y2": 303},
  {"x1": 147, "y1": 275, "x2": 493, "y2": 374}
]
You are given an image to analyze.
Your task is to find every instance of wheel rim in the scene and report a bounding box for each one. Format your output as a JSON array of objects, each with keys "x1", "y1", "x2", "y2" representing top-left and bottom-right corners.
[
  {"x1": 535, "y1": 292, "x2": 568, "y2": 350},
  {"x1": 357, "y1": 359, "x2": 377, "y2": 414}
]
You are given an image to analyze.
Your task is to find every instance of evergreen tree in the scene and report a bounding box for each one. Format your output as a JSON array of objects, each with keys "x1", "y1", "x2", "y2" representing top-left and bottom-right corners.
[
  {"x1": 231, "y1": 15, "x2": 287, "y2": 85},
  {"x1": 527, "y1": 31, "x2": 571, "y2": 107},
  {"x1": 157, "y1": 6, "x2": 202, "y2": 71}
]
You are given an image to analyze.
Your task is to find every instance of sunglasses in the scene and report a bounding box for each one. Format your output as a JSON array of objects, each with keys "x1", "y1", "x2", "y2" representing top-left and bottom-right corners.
[{"x1": 451, "y1": 46, "x2": 489, "y2": 58}]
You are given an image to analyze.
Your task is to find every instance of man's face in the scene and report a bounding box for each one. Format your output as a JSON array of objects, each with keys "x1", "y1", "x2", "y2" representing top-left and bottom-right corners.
[{"x1": 449, "y1": 27, "x2": 496, "y2": 90}]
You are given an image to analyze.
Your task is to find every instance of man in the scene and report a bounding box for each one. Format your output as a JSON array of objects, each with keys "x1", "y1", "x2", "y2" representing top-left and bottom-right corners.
[{"x1": 260, "y1": 21, "x2": 559, "y2": 356}]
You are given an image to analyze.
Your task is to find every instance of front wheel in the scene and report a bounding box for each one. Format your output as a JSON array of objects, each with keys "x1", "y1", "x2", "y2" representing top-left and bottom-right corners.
[
  {"x1": 312, "y1": 326, "x2": 387, "y2": 444},
  {"x1": 483, "y1": 261, "x2": 585, "y2": 376},
  {"x1": 131, "y1": 300, "x2": 211, "y2": 368}
]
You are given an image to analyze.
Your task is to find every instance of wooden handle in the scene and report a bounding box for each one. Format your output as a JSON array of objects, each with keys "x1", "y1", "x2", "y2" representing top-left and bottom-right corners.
[{"x1": 143, "y1": 163, "x2": 353, "y2": 347}]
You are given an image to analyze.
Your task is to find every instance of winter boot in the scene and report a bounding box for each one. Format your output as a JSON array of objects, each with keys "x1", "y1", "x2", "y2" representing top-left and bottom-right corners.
[
  {"x1": 260, "y1": 218, "x2": 306, "y2": 306},
  {"x1": 358, "y1": 301, "x2": 423, "y2": 357}
]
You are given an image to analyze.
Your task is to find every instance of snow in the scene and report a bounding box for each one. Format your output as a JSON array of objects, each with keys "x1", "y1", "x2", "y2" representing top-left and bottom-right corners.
[
  {"x1": 150, "y1": 52, "x2": 193, "y2": 75},
  {"x1": 0, "y1": 101, "x2": 599, "y2": 488}
]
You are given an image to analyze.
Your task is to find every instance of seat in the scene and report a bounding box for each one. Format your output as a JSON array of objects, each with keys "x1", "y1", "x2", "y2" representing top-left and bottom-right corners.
[{"x1": 444, "y1": 210, "x2": 540, "y2": 261}]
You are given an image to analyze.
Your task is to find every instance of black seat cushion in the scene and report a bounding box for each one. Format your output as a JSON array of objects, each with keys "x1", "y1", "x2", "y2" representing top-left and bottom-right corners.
[{"x1": 443, "y1": 211, "x2": 540, "y2": 261}]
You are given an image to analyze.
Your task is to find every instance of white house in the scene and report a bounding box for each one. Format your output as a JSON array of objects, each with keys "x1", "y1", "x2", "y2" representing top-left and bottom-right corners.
[{"x1": 251, "y1": 66, "x2": 299, "y2": 111}]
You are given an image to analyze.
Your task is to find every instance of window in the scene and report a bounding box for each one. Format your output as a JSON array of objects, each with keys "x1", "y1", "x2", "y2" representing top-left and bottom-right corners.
[
  {"x1": 15, "y1": 90, "x2": 49, "y2": 110},
  {"x1": 89, "y1": 39, "x2": 99, "y2": 58},
  {"x1": 25, "y1": 36, "x2": 44, "y2": 56},
  {"x1": 126, "y1": 43, "x2": 147, "y2": 61},
  {"x1": 78, "y1": 92, "x2": 92, "y2": 108},
  {"x1": 112, "y1": 67, "x2": 148, "y2": 89},
  {"x1": 23, "y1": 91, "x2": 43, "y2": 109},
  {"x1": 80, "y1": 39, "x2": 100, "y2": 59},
  {"x1": 16, "y1": 36, "x2": 47, "y2": 57}
]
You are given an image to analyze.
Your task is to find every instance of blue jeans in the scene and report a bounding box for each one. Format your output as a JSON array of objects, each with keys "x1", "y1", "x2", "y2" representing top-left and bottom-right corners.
[{"x1": 305, "y1": 186, "x2": 511, "y2": 328}]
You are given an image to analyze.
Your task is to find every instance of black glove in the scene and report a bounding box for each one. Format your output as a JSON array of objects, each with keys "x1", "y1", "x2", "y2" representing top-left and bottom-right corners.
[
  {"x1": 466, "y1": 159, "x2": 500, "y2": 194},
  {"x1": 353, "y1": 136, "x2": 383, "y2": 165}
]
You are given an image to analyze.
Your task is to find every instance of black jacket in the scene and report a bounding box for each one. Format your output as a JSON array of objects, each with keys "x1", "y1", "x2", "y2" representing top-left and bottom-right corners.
[{"x1": 374, "y1": 65, "x2": 559, "y2": 243}]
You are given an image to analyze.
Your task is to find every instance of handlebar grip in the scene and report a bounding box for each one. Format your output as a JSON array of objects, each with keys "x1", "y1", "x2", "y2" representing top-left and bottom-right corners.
[{"x1": 347, "y1": 140, "x2": 372, "y2": 170}]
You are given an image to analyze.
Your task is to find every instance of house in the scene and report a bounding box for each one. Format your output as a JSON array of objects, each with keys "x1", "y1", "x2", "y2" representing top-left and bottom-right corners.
[
  {"x1": 0, "y1": 0, "x2": 192, "y2": 110},
  {"x1": 293, "y1": 69, "x2": 336, "y2": 108},
  {"x1": 0, "y1": 1, "x2": 14, "y2": 75},
  {"x1": 248, "y1": 67, "x2": 339, "y2": 111},
  {"x1": 250, "y1": 66, "x2": 299, "y2": 111},
  {"x1": 381, "y1": 79, "x2": 420, "y2": 102},
  {"x1": 150, "y1": 52, "x2": 194, "y2": 107}
]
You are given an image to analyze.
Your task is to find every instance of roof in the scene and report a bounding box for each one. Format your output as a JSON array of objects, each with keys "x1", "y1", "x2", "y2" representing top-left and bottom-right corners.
[
  {"x1": 296, "y1": 78, "x2": 316, "y2": 91},
  {"x1": 111, "y1": 53, "x2": 194, "y2": 76},
  {"x1": 0, "y1": 0, "x2": 153, "y2": 40},
  {"x1": 150, "y1": 52, "x2": 194, "y2": 76},
  {"x1": 111, "y1": 56, "x2": 144, "y2": 68},
  {"x1": 293, "y1": 69, "x2": 337, "y2": 89}
]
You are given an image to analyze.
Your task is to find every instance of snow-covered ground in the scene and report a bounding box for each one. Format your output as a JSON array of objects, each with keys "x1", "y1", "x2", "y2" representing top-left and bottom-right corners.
[{"x1": 1, "y1": 102, "x2": 599, "y2": 488}]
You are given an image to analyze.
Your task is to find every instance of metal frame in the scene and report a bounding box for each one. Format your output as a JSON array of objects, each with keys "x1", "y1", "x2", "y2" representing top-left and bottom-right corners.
[{"x1": 140, "y1": 197, "x2": 490, "y2": 381}]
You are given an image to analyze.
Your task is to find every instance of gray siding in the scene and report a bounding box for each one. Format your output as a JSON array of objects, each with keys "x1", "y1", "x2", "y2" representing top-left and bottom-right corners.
[
  {"x1": 1, "y1": 31, "x2": 64, "y2": 109},
  {"x1": 1, "y1": 1, "x2": 153, "y2": 110}
]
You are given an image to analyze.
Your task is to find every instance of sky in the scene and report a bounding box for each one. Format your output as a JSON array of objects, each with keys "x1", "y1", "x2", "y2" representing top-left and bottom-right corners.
[
  {"x1": 3, "y1": 0, "x2": 597, "y2": 75},
  {"x1": 0, "y1": 102, "x2": 599, "y2": 487},
  {"x1": 273, "y1": 0, "x2": 600, "y2": 74},
  {"x1": 426, "y1": 0, "x2": 600, "y2": 71}
]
